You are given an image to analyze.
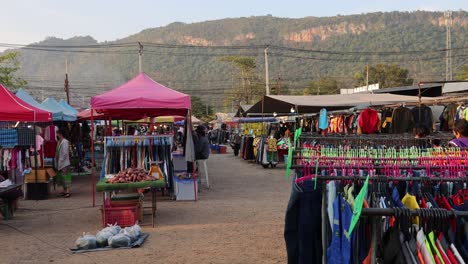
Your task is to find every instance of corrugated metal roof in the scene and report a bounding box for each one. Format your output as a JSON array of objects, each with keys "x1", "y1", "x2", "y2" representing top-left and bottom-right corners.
[{"x1": 442, "y1": 81, "x2": 468, "y2": 94}]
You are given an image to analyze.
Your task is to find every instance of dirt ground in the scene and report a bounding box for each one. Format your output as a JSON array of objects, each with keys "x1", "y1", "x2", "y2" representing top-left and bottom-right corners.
[{"x1": 1, "y1": 150, "x2": 290, "y2": 264}]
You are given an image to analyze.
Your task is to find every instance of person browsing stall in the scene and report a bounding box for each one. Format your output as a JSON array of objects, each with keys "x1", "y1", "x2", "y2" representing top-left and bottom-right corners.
[
  {"x1": 195, "y1": 125, "x2": 210, "y2": 160},
  {"x1": 55, "y1": 129, "x2": 72, "y2": 198},
  {"x1": 449, "y1": 119, "x2": 468, "y2": 147}
]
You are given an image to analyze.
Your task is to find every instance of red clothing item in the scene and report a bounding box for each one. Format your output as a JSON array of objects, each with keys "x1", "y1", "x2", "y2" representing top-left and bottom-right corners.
[
  {"x1": 447, "y1": 248, "x2": 459, "y2": 264},
  {"x1": 358, "y1": 108, "x2": 380, "y2": 134},
  {"x1": 436, "y1": 196, "x2": 457, "y2": 231},
  {"x1": 420, "y1": 197, "x2": 428, "y2": 209},
  {"x1": 436, "y1": 240, "x2": 451, "y2": 264}
]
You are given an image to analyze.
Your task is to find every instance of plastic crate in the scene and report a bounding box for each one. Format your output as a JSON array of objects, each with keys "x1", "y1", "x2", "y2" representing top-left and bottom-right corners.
[{"x1": 101, "y1": 204, "x2": 138, "y2": 227}]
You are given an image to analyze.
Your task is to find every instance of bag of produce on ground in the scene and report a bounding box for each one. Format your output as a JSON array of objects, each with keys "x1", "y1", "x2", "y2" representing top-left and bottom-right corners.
[
  {"x1": 96, "y1": 230, "x2": 114, "y2": 247},
  {"x1": 101, "y1": 223, "x2": 121, "y2": 235},
  {"x1": 122, "y1": 223, "x2": 142, "y2": 242},
  {"x1": 108, "y1": 233, "x2": 131, "y2": 248},
  {"x1": 75, "y1": 233, "x2": 97, "y2": 250}
]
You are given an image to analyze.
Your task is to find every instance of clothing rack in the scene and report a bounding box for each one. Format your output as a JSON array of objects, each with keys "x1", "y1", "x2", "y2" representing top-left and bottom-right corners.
[{"x1": 287, "y1": 130, "x2": 468, "y2": 263}]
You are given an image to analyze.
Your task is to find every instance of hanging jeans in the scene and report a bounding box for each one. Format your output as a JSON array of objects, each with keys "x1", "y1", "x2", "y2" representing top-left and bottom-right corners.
[{"x1": 284, "y1": 175, "x2": 323, "y2": 264}]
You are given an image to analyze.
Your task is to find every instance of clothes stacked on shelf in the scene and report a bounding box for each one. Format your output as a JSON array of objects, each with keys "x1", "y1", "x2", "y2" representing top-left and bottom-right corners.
[
  {"x1": 102, "y1": 136, "x2": 173, "y2": 189},
  {"x1": 285, "y1": 134, "x2": 468, "y2": 263}
]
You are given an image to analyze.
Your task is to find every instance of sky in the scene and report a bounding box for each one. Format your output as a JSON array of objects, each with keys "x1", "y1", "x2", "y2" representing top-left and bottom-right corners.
[{"x1": 0, "y1": 0, "x2": 467, "y2": 51}]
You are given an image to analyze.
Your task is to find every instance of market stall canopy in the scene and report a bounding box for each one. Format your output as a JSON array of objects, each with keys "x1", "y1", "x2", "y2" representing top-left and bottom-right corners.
[
  {"x1": 42, "y1": 97, "x2": 77, "y2": 121},
  {"x1": 15, "y1": 88, "x2": 45, "y2": 110},
  {"x1": 0, "y1": 84, "x2": 52, "y2": 122},
  {"x1": 59, "y1": 99, "x2": 79, "y2": 115},
  {"x1": 91, "y1": 73, "x2": 191, "y2": 120},
  {"x1": 77, "y1": 108, "x2": 105, "y2": 120},
  {"x1": 246, "y1": 94, "x2": 432, "y2": 115},
  {"x1": 174, "y1": 116, "x2": 203, "y2": 126}
]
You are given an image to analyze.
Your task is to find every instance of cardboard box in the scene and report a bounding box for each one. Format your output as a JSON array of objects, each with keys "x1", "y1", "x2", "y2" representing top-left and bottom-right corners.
[{"x1": 25, "y1": 169, "x2": 50, "y2": 183}]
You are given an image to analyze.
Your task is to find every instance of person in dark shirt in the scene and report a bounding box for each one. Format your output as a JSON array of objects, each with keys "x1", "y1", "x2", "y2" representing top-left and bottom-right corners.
[{"x1": 195, "y1": 125, "x2": 210, "y2": 160}]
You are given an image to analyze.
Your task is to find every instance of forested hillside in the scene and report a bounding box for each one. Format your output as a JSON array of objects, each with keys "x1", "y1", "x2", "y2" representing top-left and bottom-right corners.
[{"x1": 5, "y1": 11, "x2": 467, "y2": 110}]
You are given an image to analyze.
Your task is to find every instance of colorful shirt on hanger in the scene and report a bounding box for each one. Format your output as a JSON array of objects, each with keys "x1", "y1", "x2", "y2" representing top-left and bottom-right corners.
[{"x1": 319, "y1": 108, "x2": 328, "y2": 130}]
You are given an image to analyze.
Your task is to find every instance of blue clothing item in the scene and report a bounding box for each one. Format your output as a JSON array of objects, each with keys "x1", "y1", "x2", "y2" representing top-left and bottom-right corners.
[
  {"x1": 392, "y1": 187, "x2": 404, "y2": 208},
  {"x1": 319, "y1": 108, "x2": 328, "y2": 130},
  {"x1": 327, "y1": 195, "x2": 343, "y2": 264},
  {"x1": 341, "y1": 195, "x2": 353, "y2": 264},
  {"x1": 284, "y1": 174, "x2": 323, "y2": 264},
  {"x1": 298, "y1": 181, "x2": 323, "y2": 264}
]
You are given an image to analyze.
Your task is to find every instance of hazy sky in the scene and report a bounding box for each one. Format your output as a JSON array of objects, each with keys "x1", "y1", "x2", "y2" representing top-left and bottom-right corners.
[{"x1": 1, "y1": 0, "x2": 467, "y2": 49}]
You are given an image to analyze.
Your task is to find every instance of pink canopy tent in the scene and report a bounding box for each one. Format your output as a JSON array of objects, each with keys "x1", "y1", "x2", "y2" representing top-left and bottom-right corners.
[
  {"x1": 77, "y1": 108, "x2": 105, "y2": 120},
  {"x1": 89, "y1": 73, "x2": 193, "y2": 206},
  {"x1": 91, "y1": 73, "x2": 191, "y2": 120},
  {"x1": 0, "y1": 84, "x2": 52, "y2": 122}
]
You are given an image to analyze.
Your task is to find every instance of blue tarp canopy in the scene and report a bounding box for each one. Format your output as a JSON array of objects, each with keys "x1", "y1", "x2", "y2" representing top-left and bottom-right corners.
[
  {"x1": 59, "y1": 99, "x2": 78, "y2": 115},
  {"x1": 15, "y1": 88, "x2": 45, "y2": 110},
  {"x1": 42, "y1": 97, "x2": 77, "y2": 121}
]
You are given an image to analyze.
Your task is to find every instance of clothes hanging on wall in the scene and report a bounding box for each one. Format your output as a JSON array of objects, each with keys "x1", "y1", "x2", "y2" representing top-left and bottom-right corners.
[
  {"x1": 381, "y1": 108, "x2": 394, "y2": 134},
  {"x1": 391, "y1": 106, "x2": 415, "y2": 134},
  {"x1": 358, "y1": 108, "x2": 380, "y2": 134},
  {"x1": 411, "y1": 105, "x2": 433, "y2": 134},
  {"x1": 319, "y1": 108, "x2": 329, "y2": 130},
  {"x1": 440, "y1": 103, "x2": 458, "y2": 131}
]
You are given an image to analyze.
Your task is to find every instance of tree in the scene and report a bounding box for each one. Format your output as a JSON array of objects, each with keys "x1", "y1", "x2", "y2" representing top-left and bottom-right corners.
[
  {"x1": 303, "y1": 77, "x2": 339, "y2": 95},
  {"x1": 191, "y1": 96, "x2": 214, "y2": 120},
  {"x1": 455, "y1": 65, "x2": 468, "y2": 80},
  {"x1": 219, "y1": 56, "x2": 264, "y2": 108},
  {"x1": 0, "y1": 52, "x2": 27, "y2": 90},
  {"x1": 354, "y1": 64, "x2": 413, "y2": 88}
]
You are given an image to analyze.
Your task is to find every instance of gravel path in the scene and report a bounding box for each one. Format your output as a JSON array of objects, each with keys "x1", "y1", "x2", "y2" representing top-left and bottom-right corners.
[{"x1": 1, "y1": 151, "x2": 290, "y2": 264}]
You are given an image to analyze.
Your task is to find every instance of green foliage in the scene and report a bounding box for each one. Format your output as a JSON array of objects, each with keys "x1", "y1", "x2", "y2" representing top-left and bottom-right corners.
[
  {"x1": 191, "y1": 96, "x2": 214, "y2": 120},
  {"x1": 455, "y1": 65, "x2": 468, "y2": 80},
  {"x1": 10, "y1": 11, "x2": 468, "y2": 109},
  {"x1": 0, "y1": 52, "x2": 27, "y2": 90},
  {"x1": 219, "y1": 56, "x2": 264, "y2": 107},
  {"x1": 354, "y1": 64, "x2": 413, "y2": 88},
  {"x1": 303, "y1": 77, "x2": 339, "y2": 95}
]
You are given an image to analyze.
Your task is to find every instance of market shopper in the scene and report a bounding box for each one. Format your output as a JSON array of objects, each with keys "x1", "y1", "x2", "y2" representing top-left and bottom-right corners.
[
  {"x1": 449, "y1": 119, "x2": 468, "y2": 147},
  {"x1": 195, "y1": 125, "x2": 210, "y2": 160},
  {"x1": 55, "y1": 129, "x2": 72, "y2": 198}
]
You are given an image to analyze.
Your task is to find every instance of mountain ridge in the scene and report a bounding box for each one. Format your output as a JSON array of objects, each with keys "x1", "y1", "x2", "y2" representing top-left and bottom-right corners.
[{"x1": 4, "y1": 10, "x2": 467, "y2": 110}]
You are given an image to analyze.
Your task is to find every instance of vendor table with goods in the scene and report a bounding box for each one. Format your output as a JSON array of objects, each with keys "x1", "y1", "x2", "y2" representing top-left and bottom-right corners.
[
  {"x1": 96, "y1": 178, "x2": 165, "y2": 228},
  {"x1": 0, "y1": 183, "x2": 23, "y2": 220}
]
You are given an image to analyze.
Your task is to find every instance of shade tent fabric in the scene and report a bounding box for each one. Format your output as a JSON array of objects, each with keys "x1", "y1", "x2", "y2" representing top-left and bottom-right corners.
[
  {"x1": 59, "y1": 100, "x2": 78, "y2": 115},
  {"x1": 246, "y1": 94, "x2": 432, "y2": 115},
  {"x1": 0, "y1": 84, "x2": 52, "y2": 122},
  {"x1": 91, "y1": 73, "x2": 191, "y2": 120},
  {"x1": 15, "y1": 88, "x2": 45, "y2": 110},
  {"x1": 77, "y1": 108, "x2": 106, "y2": 120},
  {"x1": 42, "y1": 97, "x2": 77, "y2": 121}
]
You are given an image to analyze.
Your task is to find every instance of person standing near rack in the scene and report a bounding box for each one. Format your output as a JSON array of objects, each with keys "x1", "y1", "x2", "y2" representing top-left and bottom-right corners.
[
  {"x1": 449, "y1": 119, "x2": 468, "y2": 147},
  {"x1": 55, "y1": 129, "x2": 71, "y2": 198}
]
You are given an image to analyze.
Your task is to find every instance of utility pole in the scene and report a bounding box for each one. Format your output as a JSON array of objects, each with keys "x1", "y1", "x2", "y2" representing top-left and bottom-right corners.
[
  {"x1": 138, "y1": 42, "x2": 143, "y2": 73},
  {"x1": 41, "y1": 89, "x2": 44, "y2": 101},
  {"x1": 366, "y1": 63, "x2": 369, "y2": 92},
  {"x1": 264, "y1": 47, "x2": 270, "y2": 96},
  {"x1": 317, "y1": 85, "x2": 320, "y2": 95},
  {"x1": 64, "y1": 59, "x2": 70, "y2": 104},
  {"x1": 445, "y1": 11, "x2": 453, "y2": 81},
  {"x1": 277, "y1": 76, "x2": 282, "y2": 95}
]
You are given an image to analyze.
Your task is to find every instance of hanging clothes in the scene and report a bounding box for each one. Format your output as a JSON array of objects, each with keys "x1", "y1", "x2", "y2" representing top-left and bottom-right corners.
[
  {"x1": 411, "y1": 105, "x2": 433, "y2": 134},
  {"x1": 391, "y1": 106, "x2": 414, "y2": 134},
  {"x1": 319, "y1": 108, "x2": 329, "y2": 130},
  {"x1": 381, "y1": 108, "x2": 394, "y2": 134},
  {"x1": 358, "y1": 108, "x2": 380, "y2": 134},
  {"x1": 440, "y1": 104, "x2": 458, "y2": 131}
]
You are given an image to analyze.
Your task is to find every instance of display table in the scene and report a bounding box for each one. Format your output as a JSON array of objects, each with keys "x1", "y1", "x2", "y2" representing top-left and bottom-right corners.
[
  {"x1": 0, "y1": 183, "x2": 23, "y2": 220},
  {"x1": 96, "y1": 179, "x2": 165, "y2": 227}
]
